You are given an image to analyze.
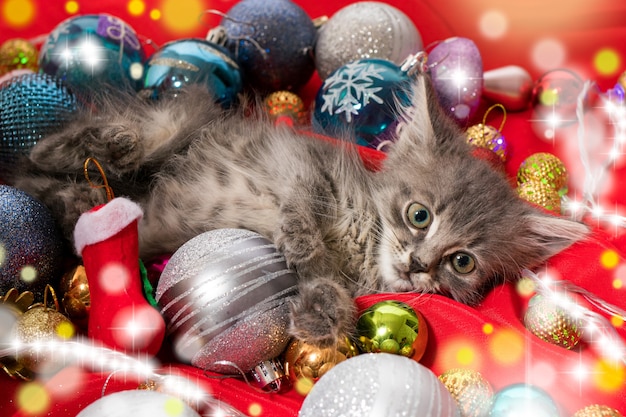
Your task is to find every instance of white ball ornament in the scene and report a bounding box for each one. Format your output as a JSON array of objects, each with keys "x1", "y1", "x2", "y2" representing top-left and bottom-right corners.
[
  {"x1": 299, "y1": 353, "x2": 460, "y2": 417},
  {"x1": 156, "y1": 229, "x2": 298, "y2": 377},
  {"x1": 76, "y1": 390, "x2": 201, "y2": 417},
  {"x1": 315, "y1": 1, "x2": 423, "y2": 80}
]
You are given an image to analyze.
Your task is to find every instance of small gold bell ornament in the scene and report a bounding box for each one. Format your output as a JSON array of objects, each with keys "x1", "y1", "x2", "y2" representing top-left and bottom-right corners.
[{"x1": 283, "y1": 335, "x2": 359, "y2": 395}]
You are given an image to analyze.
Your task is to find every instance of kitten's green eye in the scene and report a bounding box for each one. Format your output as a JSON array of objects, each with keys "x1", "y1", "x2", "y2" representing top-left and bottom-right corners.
[
  {"x1": 406, "y1": 203, "x2": 431, "y2": 229},
  {"x1": 451, "y1": 252, "x2": 475, "y2": 274}
]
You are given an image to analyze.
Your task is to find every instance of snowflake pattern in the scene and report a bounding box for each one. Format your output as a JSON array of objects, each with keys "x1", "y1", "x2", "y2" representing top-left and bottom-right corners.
[{"x1": 320, "y1": 61, "x2": 387, "y2": 123}]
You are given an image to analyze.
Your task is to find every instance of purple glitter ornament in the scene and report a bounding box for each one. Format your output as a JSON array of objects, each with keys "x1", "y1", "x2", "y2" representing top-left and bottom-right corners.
[{"x1": 429, "y1": 37, "x2": 483, "y2": 125}]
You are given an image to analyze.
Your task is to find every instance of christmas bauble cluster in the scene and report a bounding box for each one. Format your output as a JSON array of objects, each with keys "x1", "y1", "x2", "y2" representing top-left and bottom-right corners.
[{"x1": 2, "y1": 1, "x2": 625, "y2": 416}]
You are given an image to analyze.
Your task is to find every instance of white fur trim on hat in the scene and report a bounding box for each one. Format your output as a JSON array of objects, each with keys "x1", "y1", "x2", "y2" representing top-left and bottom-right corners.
[{"x1": 73, "y1": 197, "x2": 144, "y2": 256}]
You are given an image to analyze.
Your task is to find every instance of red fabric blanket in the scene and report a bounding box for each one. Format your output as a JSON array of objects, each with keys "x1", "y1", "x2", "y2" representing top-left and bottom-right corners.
[{"x1": 2, "y1": 0, "x2": 626, "y2": 415}]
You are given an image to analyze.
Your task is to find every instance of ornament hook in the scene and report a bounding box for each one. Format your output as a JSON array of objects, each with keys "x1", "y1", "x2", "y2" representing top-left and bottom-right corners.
[
  {"x1": 482, "y1": 103, "x2": 507, "y2": 135},
  {"x1": 83, "y1": 157, "x2": 115, "y2": 202},
  {"x1": 41, "y1": 284, "x2": 60, "y2": 312}
]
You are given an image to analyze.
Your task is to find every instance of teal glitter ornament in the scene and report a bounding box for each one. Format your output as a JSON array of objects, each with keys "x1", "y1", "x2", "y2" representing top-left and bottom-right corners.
[
  {"x1": 38, "y1": 14, "x2": 145, "y2": 98},
  {"x1": 312, "y1": 57, "x2": 416, "y2": 151},
  {"x1": 220, "y1": 0, "x2": 316, "y2": 92},
  {"x1": 490, "y1": 384, "x2": 560, "y2": 417},
  {"x1": 0, "y1": 72, "x2": 78, "y2": 181},
  {"x1": 0, "y1": 185, "x2": 66, "y2": 302},
  {"x1": 142, "y1": 38, "x2": 242, "y2": 107}
]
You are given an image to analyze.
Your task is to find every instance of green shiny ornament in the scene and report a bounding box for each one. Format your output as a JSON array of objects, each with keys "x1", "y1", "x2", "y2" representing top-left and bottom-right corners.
[{"x1": 356, "y1": 300, "x2": 428, "y2": 361}]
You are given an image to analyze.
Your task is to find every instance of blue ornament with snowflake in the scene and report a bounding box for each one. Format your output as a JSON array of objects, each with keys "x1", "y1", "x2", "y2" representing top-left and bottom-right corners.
[{"x1": 312, "y1": 58, "x2": 415, "y2": 151}]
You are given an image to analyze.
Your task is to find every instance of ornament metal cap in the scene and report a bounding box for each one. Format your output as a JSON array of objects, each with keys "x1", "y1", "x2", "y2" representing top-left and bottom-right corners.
[
  {"x1": 400, "y1": 51, "x2": 428, "y2": 77},
  {"x1": 247, "y1": 358, "x2": 290, "y2": 393}
]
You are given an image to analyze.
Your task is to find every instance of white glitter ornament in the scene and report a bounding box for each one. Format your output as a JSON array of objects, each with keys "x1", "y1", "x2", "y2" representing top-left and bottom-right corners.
[
  {"x1": 299, "y1": 353, "x2": 460, "y2": 417},
  {"x1": 156, "y1": 229, "x2": 298, "y2": 375},
  {"x1": 76, "y1": 390, "x2": 201, "y2": 417},
  {"x1": 315, "y1": 1, "x2": 423, "y2": 80}
]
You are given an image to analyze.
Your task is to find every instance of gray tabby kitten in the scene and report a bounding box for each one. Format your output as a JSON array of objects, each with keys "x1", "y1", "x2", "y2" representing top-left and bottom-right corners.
[{"x1": 13, "y1": 74, "x2": 588, "y2": 347}]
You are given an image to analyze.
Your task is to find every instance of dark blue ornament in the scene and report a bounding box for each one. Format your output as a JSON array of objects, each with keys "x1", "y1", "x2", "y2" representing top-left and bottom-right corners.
[
  {"x1": 0, "y1": 73, "x2": 78, "y2": 181},
  {"x1": 0, "y1": 185, "x2": 66, "y2": 302},
  {"x1": 312, "y1": 58, "x2": 414, "y2": 150},
  {"x1": 38, "y1": 14, "x2": 145, "y2": 98},
  {"x1": 220, "y1": 0, "x2": 316, "y2": 93},
  {"x1": 143, "y1": 38, "x2": 243, "y2": 107}
]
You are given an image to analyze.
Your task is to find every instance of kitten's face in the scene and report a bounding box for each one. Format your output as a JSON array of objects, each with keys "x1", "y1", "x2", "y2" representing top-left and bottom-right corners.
[
  {"x1": 375, "y1": 152, "x2": 521, "y2": 305},
  {"x1": 373, "y1": 75, "x2": 588, "y2": 305}
]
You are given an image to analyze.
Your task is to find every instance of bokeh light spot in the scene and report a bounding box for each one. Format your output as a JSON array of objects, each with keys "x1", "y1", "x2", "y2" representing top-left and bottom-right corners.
[
  {"x1": 160, "y1": 0, "x2": 203, "y2": 34},
  {"x1": 248, "y1": 403, "x2": 263, "y2": 417},
  {"x1": 489, "y1": 329, "x2": 524, "y2": 365},
  {"x1": 128, "y1": 0, "x2": 145, "y2": 16},
  {"x1": 2, "y1": 0, "x2": 35, "y2": 27},
  {"x1": 17, "y1": 382, "x2": 50, "y2": 414},
  {"x1": 614, "y1": 279, "x2": 623, "y2": 289},
  {"x1": 479, "y1": 10, "x2": 508, "y2": 40},
  {"x1": 164, "y1": 397, "x2": 185, "y2": 416},
  {"x1": 601, "y1": 249, "x2": 620, "y2": 269},
  {"x1": 594, "y1": 48, "x2": 621, "y2": 76},
  {"x1": 20, "y1": 265, "x2": 37, "y2": 283},
  {"x1": 440, "y1": 338, "x2": 483, "y2": 370},
  {"x1": 150, "y1": 9, "x2": 161, "y2": 20},
  {"x1": 516, "y1": 276, "x2": 536, "y2": 297},
  {"x1": 99, "y1": 262, "x2": 130, "y2": 294},
  {"x1": 65, "y1": 0, "x2": 79, "y2": 14},
  {"x1": 482, "y1": 323, "x2": 494, "y2": 335},
  {"x1": 611, "y1": 315, "x2": 624, "y2": 328},
  {"x1": 456, "y1": 346, "x2": 476, "y2": 366},
  {"x1": 532, "y1": 38, "x2": 566, "y2": 72},
  {"x1": 294, "y1": 376, "x2": 314, "y2": 396},
  {"x1": 56, "y1": 321, "x2": 75, "y2": 339},
  {"x1": 529, "y1": 361, "x2": 556, "y2": 388},
  {"x1": 593, "y1": 359, "x2": 625, "y2": 392},
  {"x1": 539, "y1": 89, "x2": 559, "y2": 106}
]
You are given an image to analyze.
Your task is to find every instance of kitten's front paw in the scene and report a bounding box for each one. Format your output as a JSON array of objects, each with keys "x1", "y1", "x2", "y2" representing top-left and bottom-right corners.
[
  {"x1": 289, "y1": 279, "x2": 356, "y2": 348},
  {"x1": 101, "y1": 125, "x2": 144, "y2": 173}
]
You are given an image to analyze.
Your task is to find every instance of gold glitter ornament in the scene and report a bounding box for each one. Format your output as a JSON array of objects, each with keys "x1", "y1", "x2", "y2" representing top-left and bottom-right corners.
[
  {"x1": 517, "y1": 181, "x2": 562, "y2": 213},
  {"x1": 13, "y1": 286, "x2": 75, "y2": 375},
  {"x1": 523, "y1": 294, "x2": 582, "y2": 350},
  {"x1": 0, "y1": 288, "x2": 36, "y2": 380},
  {"x1": 466, "y1": 104, "x2": 508, "y2": 162},
  {"x1": 284, "y1": 335, "x2": 358, "y2": 392},
  {"x1": 438, "y1": 368, "x2": 493, "y2": 417},
  {"x1": 573, "y1": 404, "x2": 624, "y2": 417},
  {"x1": 264, "y1": 90, "x2": 306, "y2": 124},
  {"x1": 0, "y1": 38, "x2": 39, "y2": 75},
  {"x1": 517, "y1": 152, "x2": 568, "y2": 195}
]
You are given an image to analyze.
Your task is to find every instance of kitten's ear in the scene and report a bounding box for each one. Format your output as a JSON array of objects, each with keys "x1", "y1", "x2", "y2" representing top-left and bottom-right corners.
[
  {"x1": 393, "y1": 74, "x2": 463, "y2": 151},
  {"x1": 522, "y1": 212, "x2": 590, "y2": 264}
]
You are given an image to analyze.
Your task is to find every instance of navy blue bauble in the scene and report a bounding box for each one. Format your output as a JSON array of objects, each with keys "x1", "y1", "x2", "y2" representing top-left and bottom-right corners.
[
  {"x1": 143, "y1": 38, "x2": 243, "y2": 107},
  {"x1": 38, "y1": 14, "x2": 145, "y2": 98},
  {"x1": 0, "y1": 73, "x2": 78, "y2": 181},
  {"x1": 312, "y1": 58, "x2": 413, "y2": 150},
  {"x1": 220, "y1": 0, "x2": 316, "y2": 93},
  {"x1": 0, "y1": 185, "x2": 66, "y2": 302}
]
